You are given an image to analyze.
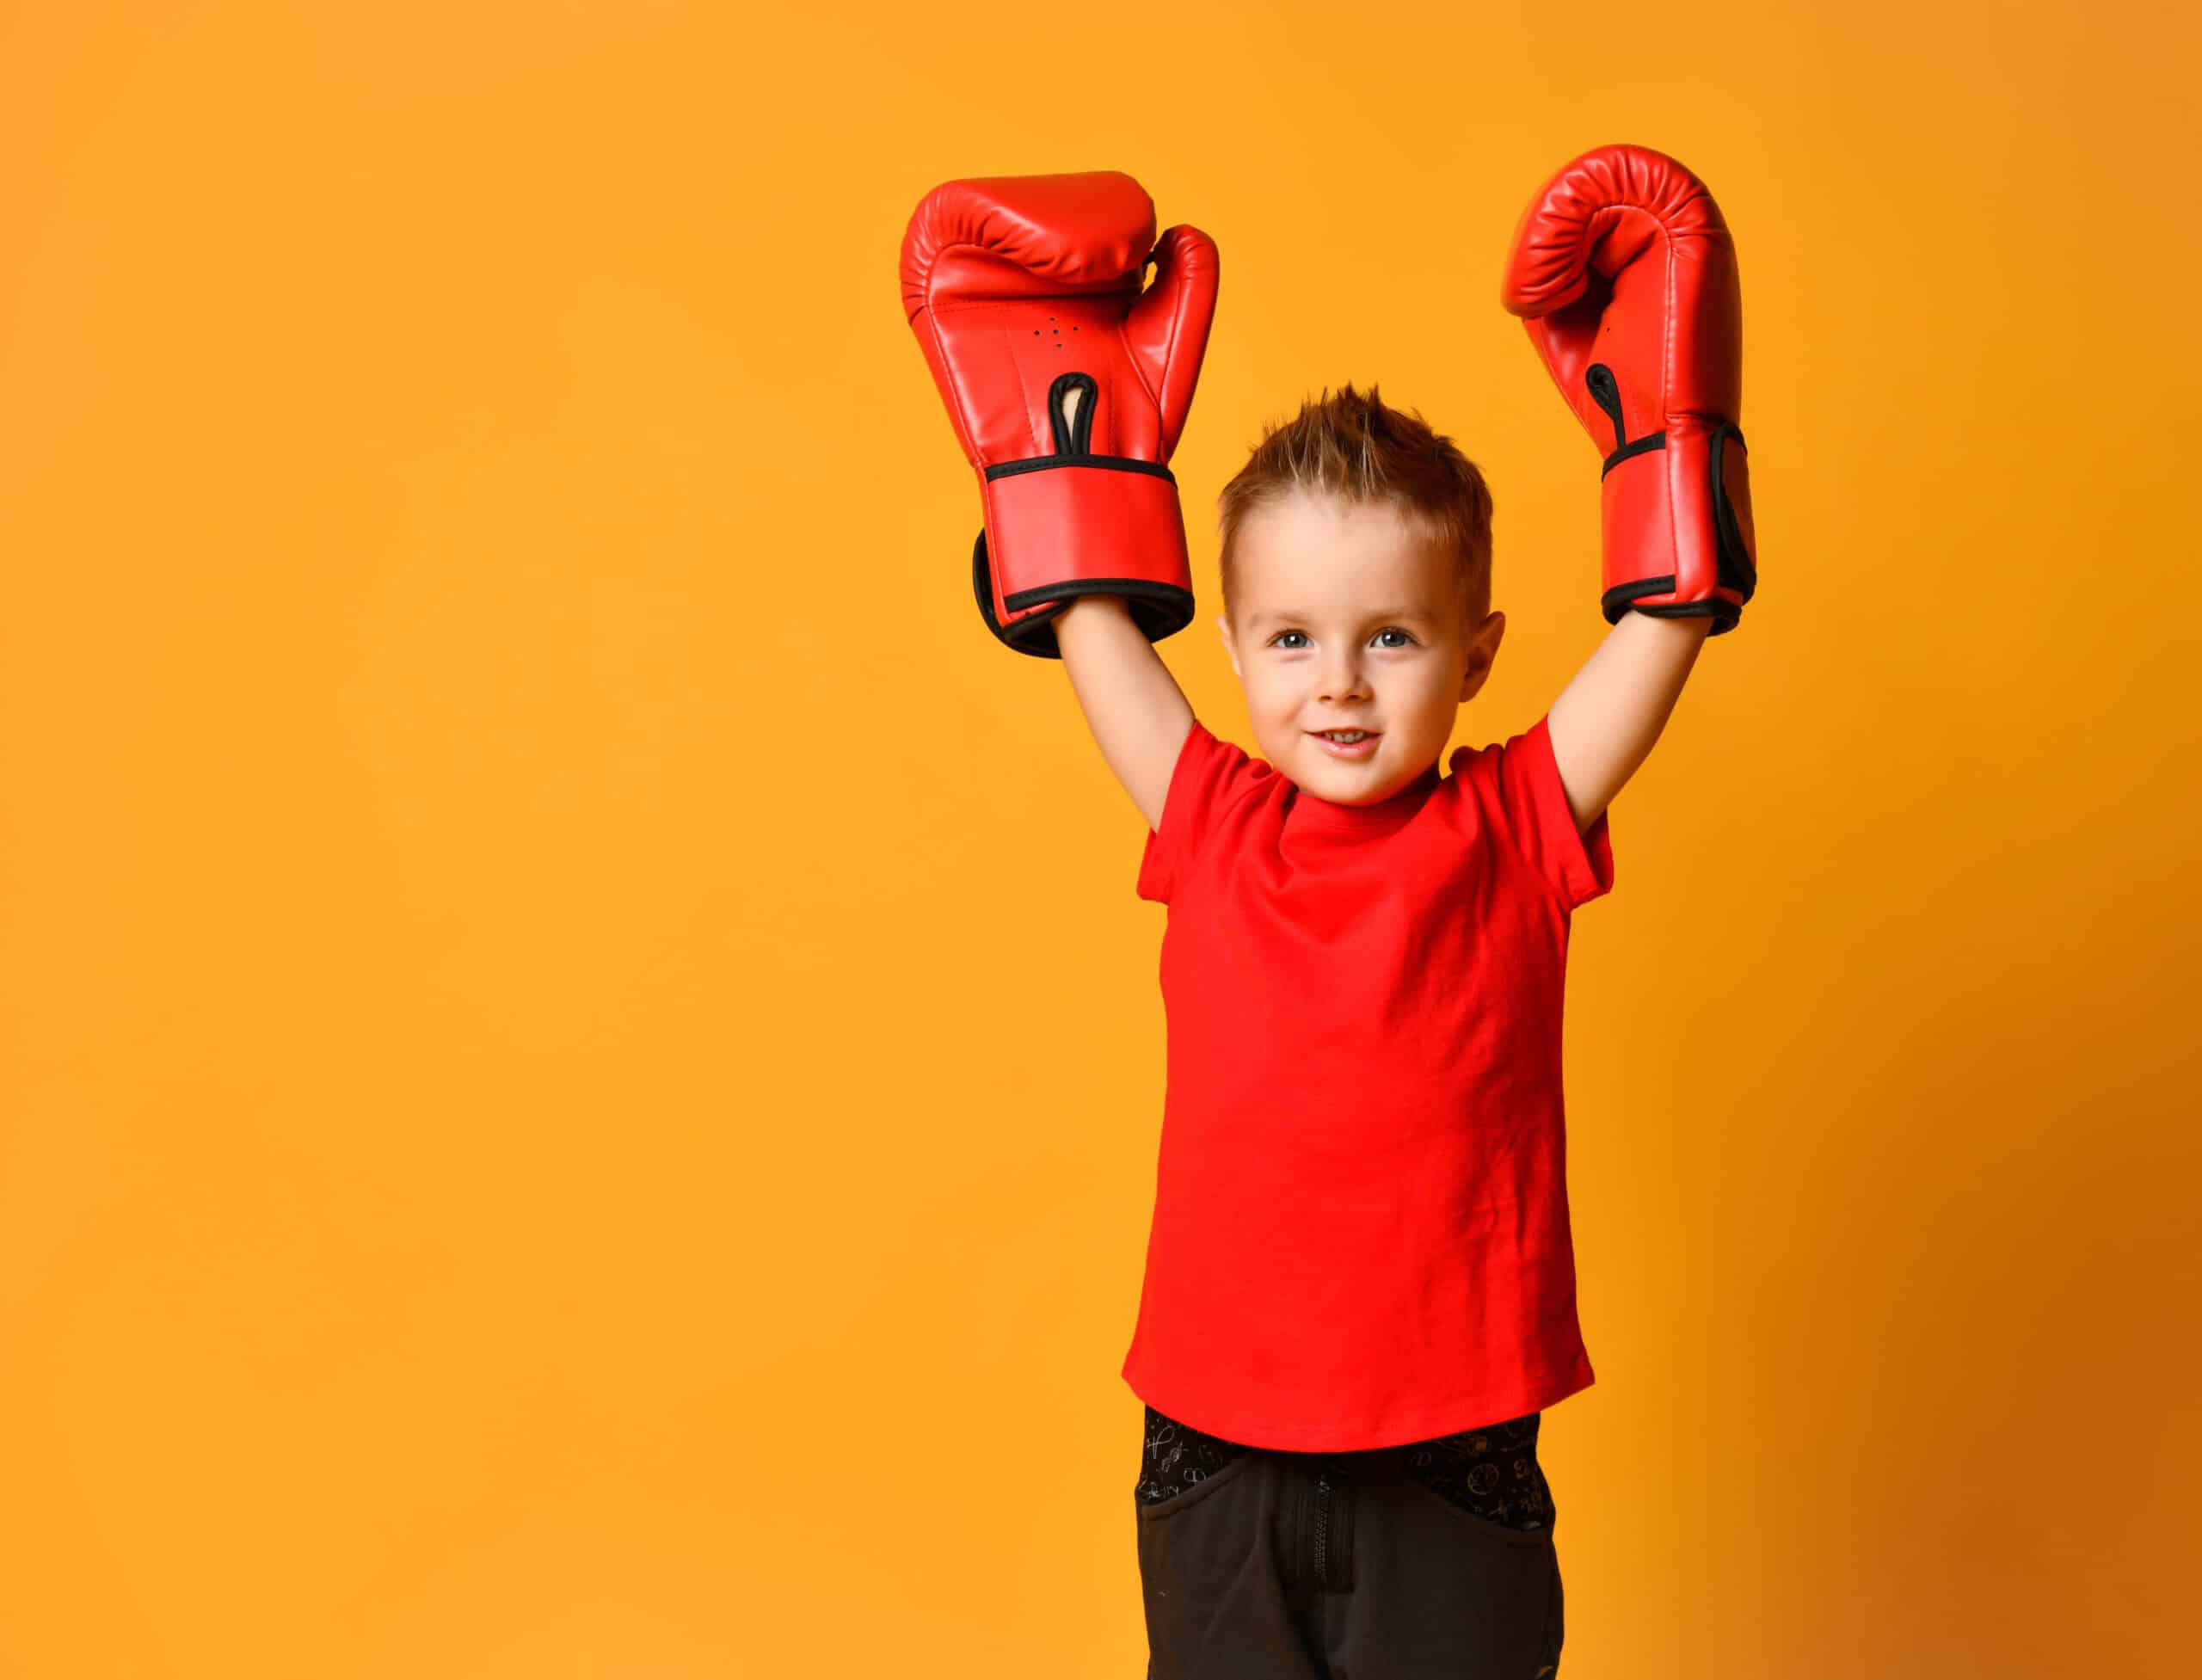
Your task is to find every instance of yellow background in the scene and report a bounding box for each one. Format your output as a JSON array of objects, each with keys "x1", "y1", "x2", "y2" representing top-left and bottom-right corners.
[{"x1": 3, "y1": 2, "x2": 2195, "y2": 1674}]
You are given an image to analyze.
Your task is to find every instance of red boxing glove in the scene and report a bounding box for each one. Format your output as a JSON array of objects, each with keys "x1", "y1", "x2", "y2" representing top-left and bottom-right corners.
[
  {"x1": 1500, "y1": 144, "x2": 1758, "y2": 634},
  {"x1": 901, "y1": 171, "x2": 1219, "y2": 658}
]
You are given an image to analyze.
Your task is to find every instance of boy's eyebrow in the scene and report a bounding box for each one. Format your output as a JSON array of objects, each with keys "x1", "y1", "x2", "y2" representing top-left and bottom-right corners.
[{"x1": 1249, "y1": 606, "x2": 1433, "y2": 628}]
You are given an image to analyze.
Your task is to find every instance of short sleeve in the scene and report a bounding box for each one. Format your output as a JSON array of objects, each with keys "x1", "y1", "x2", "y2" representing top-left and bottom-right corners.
[
  {"x1": 1489, "y1": 712, "x2": 1615, "y2": 913},
  {"x1": 1135, "y1": 719, "x2": 1261, "y2": 904}
]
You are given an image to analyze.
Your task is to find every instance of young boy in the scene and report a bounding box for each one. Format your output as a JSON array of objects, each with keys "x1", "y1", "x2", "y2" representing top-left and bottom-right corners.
[{"x1": 902, "y1": 150, "x2": 1753, "y2": 1680}]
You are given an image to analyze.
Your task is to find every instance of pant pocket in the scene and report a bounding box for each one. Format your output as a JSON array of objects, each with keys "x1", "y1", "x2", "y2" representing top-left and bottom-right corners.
[
  {"x1": 1399, "y1": 1409, "x2": 1556, "y2": 1534},
  {"x1": 1135, "y1": 1403, "x2": 1252, "y2": 1510}
]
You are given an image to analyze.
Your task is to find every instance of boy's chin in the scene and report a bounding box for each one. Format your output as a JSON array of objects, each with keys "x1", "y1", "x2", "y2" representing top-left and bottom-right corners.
[{"x1": 1290, "y1": 742, "x2": 1386, "y2": 789}]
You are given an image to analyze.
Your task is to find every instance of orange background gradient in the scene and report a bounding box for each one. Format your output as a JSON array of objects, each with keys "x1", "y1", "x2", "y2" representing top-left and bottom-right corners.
[{"x1": 3, "y1": 3, "x2": 2195, "y2": 1675}]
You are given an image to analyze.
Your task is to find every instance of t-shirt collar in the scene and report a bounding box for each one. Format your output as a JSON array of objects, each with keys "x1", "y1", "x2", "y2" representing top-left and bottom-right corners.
[{"x1": 1282, "y1": 759, "x2": 1444, "y2": 836}]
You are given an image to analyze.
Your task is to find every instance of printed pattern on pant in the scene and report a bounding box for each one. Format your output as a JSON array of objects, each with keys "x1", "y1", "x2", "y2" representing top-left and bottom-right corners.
[
  {"x1": 1137, "y1": 1403, "x2": 1554, "y2": 1532},
  {"x1": 1399, "y1": 1408, "x2": 1554, "y2": 1531},
  {"x1": 1136, "y1": 1404, "x2": 1249, "y2": 1505}
]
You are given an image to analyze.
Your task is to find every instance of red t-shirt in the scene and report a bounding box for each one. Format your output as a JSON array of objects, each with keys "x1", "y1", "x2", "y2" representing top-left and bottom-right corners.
[{"x1": 1122, "y1": 714, "x2": 1615, "y2": 1451}]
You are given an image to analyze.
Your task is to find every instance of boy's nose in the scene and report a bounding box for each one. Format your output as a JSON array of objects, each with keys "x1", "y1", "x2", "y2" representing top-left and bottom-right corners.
[{"x1": 1319, "y1": 663, "x2": 1369, "y2": 702}]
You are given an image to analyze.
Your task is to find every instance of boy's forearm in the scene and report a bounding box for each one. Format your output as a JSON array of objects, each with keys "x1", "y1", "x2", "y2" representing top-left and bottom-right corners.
[
  {"x1": 1546, "y1": 612, "x2": 1713, "y2": 834},
  {"x1": 1055, "y1": 597, "x2": 1196, "y2": 831},
  {"x1": 1057, "y1": 598, "x2": 1186, "y2": 720}
]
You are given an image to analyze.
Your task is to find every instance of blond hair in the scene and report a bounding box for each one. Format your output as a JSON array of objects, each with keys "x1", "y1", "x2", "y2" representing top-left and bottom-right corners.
[{"x1": 1215, "y1": 382, "x2": 1493, "y2": 631}]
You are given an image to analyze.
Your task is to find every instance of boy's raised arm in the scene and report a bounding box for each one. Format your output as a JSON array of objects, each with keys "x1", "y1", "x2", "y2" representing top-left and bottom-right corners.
[
  {"x1": 1055, "y1": 596, "x2": 1195, "y2": 835},
  {"x1": 1499, "y1": 144, "x2": 1759, "y2": 838},
  {"x1": 1546, "y1": 614, "x2": 1712, "y2": 837},
  {"x1": 898, "y1": 169, "x2": 1218, "y2": 832}
]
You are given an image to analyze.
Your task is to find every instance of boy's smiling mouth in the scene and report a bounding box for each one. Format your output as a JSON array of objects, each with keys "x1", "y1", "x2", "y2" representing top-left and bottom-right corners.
[{"x1": 1309, "y1": 729, "x2": 1381, "y2": 759}]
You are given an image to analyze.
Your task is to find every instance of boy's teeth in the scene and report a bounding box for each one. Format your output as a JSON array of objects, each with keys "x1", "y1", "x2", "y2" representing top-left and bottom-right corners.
[{"x1": 1322, "y1": 731, "x2": 1367, "y2": 742}]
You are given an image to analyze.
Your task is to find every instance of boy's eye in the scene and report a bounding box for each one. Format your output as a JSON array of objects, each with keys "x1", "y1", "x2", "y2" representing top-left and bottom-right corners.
[{"x1": 1265, "y1": 628, "x2": 1418, "y2": 649}]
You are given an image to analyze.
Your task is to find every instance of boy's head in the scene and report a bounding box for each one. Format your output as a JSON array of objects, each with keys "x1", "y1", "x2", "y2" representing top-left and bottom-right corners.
[{"x1": 1214, "y1": 384, "x2": 1504, "y2": 807}]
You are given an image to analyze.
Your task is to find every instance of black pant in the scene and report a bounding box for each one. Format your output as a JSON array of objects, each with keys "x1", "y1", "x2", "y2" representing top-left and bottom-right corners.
[{"x1": 1135, "y1": 1405, "x2": 1565, "y2": 1679}]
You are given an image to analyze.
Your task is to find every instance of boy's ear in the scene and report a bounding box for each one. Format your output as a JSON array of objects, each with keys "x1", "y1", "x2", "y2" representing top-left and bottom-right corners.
[
  {"x1": 1215, "y1": 612, "x2": 1243, "y2": 680},
  {"x1": 1460, "y1": 610, "x2": 1505, "y2": 700}
]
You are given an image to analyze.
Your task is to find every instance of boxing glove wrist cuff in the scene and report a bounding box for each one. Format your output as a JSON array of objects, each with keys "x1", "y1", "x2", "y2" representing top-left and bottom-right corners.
[
  {"x1": 964, "y1": 369, "x2": 1196, "y2": 659},
  {"x1": 1596, "y1": 418, "x2": 1757, "y2": 637},
  {"x1": 975, "y1": 461, "x2": 1195, "y2": 659}
]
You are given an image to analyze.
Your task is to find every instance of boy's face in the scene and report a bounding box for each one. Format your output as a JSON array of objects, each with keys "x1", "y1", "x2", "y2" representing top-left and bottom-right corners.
[{"x1": 1217, "y1": 489, "x2": 1504, "y2": 806}]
